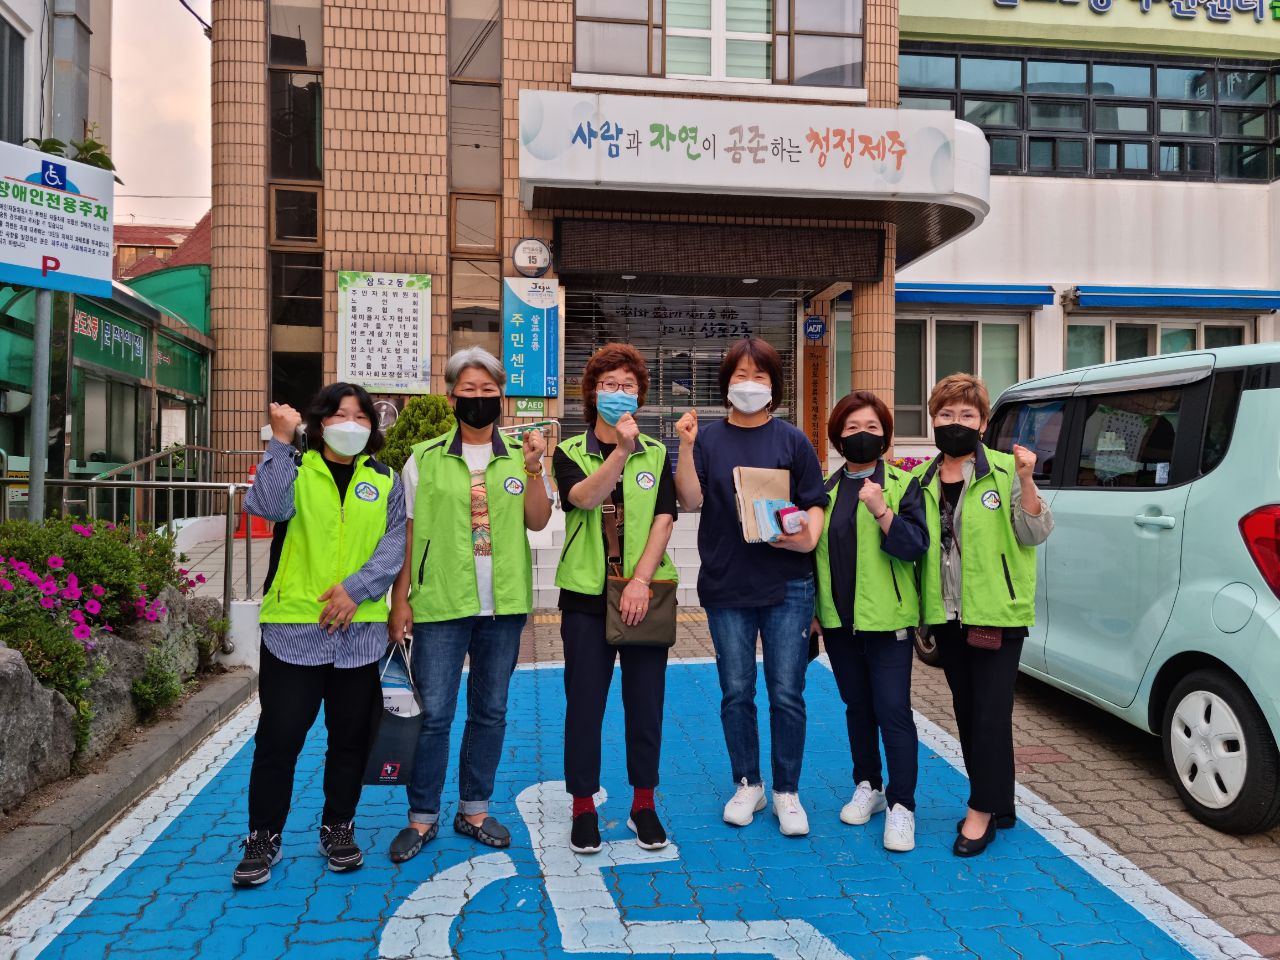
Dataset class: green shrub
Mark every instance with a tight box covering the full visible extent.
[1,610,97,751]
[380,394,456,472]
[131,641,184,719]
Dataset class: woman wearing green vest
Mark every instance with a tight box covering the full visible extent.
[385,347,551,863]
[811,391,929,853]
[914,373,1053,858]
[551,343,678,856]
[233,383,406,888]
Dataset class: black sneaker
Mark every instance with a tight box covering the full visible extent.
[569,811,601,854]
[231,830,281,887]
[318,820,364,872]
[626,808,669,851]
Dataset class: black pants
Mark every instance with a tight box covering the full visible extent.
[561,610,668,798]
[247,644,382,835]
[935,621,1023,817]
[824,626,919,811]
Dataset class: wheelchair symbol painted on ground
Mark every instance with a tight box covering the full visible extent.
[380,780,861,960]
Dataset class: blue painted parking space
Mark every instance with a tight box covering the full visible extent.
[16,661,1234,959]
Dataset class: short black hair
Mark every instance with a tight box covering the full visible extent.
[303,382,385,456]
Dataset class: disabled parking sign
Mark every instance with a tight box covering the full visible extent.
[2,662,1250,960]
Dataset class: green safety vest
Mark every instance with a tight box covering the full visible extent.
[554,431,678,594]
[814,461,920,632]
[259,450,395,624]
[409,426,533,622]
[913,445,1037,628]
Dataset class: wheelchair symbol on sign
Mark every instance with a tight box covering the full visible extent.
[379,780,867,959]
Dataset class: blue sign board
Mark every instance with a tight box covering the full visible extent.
[503,277,560,398]
[803,315,827,341]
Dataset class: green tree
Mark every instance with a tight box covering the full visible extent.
[380,395,456,471]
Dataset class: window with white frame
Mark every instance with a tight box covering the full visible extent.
[1065,317,1252,369]
[575,0,864,87]
[894,314,1030,439]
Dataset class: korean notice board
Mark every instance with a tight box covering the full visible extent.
[0,141,115,297]
[337,272,432,394]
[502,278,560,398]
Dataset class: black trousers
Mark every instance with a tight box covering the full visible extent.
[935,621,1023,817]
[561,610,668,798]
[247,644,382,835]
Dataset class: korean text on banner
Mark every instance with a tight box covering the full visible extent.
[503,278,560,398]
[0,142,115,297]
[338,272,432,394]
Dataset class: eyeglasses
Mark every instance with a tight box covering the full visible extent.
[934,410,981,426]
[599,380,639,394]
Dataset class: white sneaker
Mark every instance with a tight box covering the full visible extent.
[772,792,809,837]
[723,778,767,826]
[840,781,887,825]
[883,804,916,852]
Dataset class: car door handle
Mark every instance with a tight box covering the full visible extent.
[1133,514,1177,530]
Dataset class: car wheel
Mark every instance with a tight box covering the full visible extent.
[913,625,942,667]
[1161,669,1280,834]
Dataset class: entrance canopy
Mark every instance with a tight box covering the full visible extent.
[518,90,992,269]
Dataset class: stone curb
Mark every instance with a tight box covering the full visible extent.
[0,669,258,919]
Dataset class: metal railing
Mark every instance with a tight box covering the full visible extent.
[0,477,255,653]
[91,445,262,532]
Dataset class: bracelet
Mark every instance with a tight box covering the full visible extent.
[524,465,544,478]
[632,575,651,586]
[874,508,889,520]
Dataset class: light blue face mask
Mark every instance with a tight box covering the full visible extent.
[596,390,639,426]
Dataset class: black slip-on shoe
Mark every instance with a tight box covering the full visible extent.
[569,811,602,854]
[232,830,282,888]
[318,820,364,872]
[453,813,511,849]
[956,813,1017,832]
[626,808,669,851]
[953,817,997,858]
[389,822,438,863]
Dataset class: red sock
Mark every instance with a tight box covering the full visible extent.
[572,795,595,817]
[632,788,655,812]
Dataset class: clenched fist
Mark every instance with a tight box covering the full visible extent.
[269,402,302,445]
[523,428,546,473]
[615,413,640,454]
[858,480,887,518]
[676,409,698,447]
[1012,443,1036,479]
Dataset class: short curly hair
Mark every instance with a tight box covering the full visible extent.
[580,343,650,425]
[927,373,991,422]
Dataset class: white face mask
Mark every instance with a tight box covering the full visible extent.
[323,421,371,457]
[726,381,772,415]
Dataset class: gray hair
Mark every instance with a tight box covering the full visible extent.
[444,346,506,396]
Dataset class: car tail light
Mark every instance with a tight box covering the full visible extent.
[1240,506,1280,599]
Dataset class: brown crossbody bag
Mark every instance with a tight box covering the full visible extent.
[602,502,678,647]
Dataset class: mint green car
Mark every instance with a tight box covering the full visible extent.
[980,344,1280,834]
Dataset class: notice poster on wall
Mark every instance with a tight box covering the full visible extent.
[338,272,432,394]
[502,277,560,398]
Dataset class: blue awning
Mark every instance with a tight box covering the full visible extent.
[892,283,1057,306]
[1073,286,1280,310]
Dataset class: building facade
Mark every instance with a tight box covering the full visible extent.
[210,0,993,461]
[881,0,1280,455]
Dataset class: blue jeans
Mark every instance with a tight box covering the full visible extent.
[823,626,918,811]
[705,575,815,794]
[406,614,525,825]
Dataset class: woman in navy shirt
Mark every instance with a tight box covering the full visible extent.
[674,338,827,837]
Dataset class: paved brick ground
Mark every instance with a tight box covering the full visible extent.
[0,609,1273,960]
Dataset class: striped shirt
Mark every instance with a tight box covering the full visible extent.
[245,438,406,668]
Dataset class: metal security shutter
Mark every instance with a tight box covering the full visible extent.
[563,292,798,461]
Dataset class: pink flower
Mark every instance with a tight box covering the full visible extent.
[10,560,28,574]
[39,597,56,609]
[179,568,189,576]
[67,574,79,588]
[84,641,96,651]
[84,599,101,615]
[195,574,206,584]
[103,625,113,633]
[105,522,116,530]
[47,556,64,570]
[71,524,93,537]
[69,609,85,624]
[91,584,105,597]
[39,580,58,596]
[144,612,157,622]
[0,579,12,592]
[61,587,82,601]
[72,624,91,640]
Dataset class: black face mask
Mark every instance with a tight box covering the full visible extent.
[840,431,886,464]
[454,395,502,429]
[934,423,981,458]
